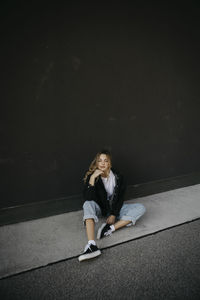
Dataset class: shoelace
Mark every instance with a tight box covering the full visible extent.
[104,229,113,236]
[83,244,91,252]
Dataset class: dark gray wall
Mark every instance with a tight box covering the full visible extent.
[1,1,200,208]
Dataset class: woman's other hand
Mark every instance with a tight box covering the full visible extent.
[106,215,116,225]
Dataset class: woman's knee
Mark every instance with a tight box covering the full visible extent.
[127,203,146,218]
[83,200,96,210]
[137,203,146,215]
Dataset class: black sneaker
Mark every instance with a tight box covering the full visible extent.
[97,223,113,239]
[78,243,101,262]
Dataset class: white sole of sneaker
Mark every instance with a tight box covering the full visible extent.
[78,250,101,262]
[97,223,107,240]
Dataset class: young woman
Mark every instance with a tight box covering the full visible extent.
[78,150,146,262]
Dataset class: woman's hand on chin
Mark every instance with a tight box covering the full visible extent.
[89,169,103,185]
[92,169,104,179]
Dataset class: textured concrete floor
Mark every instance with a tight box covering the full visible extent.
[0,184,200,279]
[0,219,200,300]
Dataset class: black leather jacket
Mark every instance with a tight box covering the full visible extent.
[83,169,126,217]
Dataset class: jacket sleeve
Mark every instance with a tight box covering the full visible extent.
[83,175,96,201]
[110,175,126,216]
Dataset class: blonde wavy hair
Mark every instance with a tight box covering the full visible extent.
[83,150,112,182]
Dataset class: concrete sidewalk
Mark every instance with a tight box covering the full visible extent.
[0,184,200,279]
[1,220,199,300]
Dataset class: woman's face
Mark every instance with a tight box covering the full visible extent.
[97,154,110,173]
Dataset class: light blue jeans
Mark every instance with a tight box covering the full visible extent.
[83,200,146,226]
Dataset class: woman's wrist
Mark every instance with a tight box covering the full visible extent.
[89,176,95,186]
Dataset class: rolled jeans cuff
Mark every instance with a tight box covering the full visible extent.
[120,215,136,226]
[83,214,99,225]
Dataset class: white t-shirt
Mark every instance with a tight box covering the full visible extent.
[101,170,116,198]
